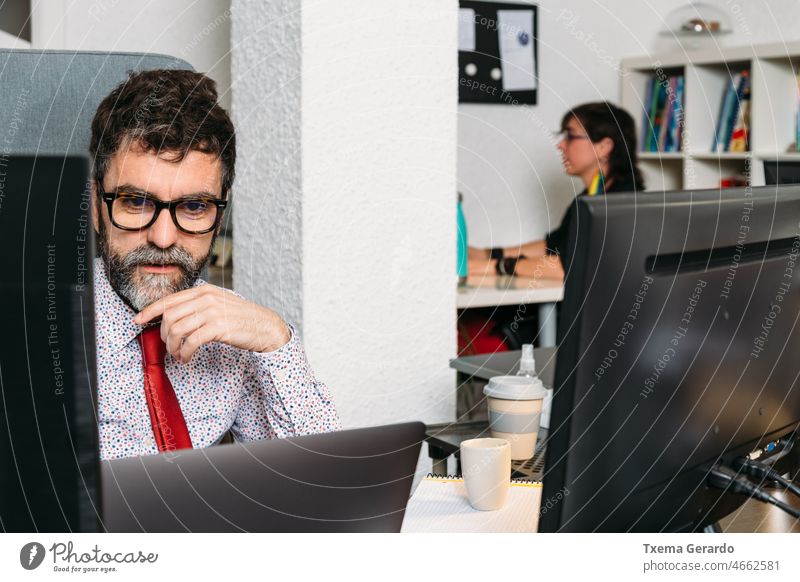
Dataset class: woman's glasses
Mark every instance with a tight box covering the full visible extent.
[554,130,591,143]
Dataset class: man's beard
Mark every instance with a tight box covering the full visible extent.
[97,219,213,312]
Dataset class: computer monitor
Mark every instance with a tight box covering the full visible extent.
[0,155,99,532]
[540,185,800,532]
[764,160,800,185]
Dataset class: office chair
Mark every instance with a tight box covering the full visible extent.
[0,49,193,157]
[0,49,222,281]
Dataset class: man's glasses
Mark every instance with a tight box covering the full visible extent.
[554,130,591,143]
[100,192,228,234]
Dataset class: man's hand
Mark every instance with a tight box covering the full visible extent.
[132,285,291,363]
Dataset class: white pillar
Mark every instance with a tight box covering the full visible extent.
[231,0,458,427]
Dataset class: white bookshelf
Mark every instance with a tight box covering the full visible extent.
[621,41,800,191]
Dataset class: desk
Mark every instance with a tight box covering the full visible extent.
[444,349,800,533]
[457,275,563,346]
[433,347,556,474]
[426,420,547,481]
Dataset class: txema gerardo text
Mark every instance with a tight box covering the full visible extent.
[643,543,734,554]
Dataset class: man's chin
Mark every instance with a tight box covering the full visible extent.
[128,269,186,309]
[134,270,178,288]
[127,286,176,312]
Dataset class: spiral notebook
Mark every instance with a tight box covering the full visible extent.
[401,475,542,533]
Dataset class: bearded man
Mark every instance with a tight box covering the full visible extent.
[90,69,339,461]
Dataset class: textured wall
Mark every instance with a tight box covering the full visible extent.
[233,0,458,428]
[459,0,800,248]
[231,0,304,329]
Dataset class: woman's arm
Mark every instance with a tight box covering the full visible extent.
[470,240,547,259]
[513,254,564,281]
[467,252,564,281]
[502,240,548,258]
[468,246,490,260]
[468,258,496,277]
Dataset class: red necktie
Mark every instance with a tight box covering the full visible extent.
[137,326,193,452]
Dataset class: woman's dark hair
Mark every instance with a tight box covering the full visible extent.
[90,69,235,197]
[561,101,644,191]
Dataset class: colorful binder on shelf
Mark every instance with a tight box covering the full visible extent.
[712,70,750,153]
[641,73,684,153]
[729,74,751,152]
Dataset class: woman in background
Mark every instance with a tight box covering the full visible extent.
[460,101,644,354]
[469,101,645,280]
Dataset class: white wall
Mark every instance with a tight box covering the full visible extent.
[232,0,458,429]
[30,0,231,108]
[302,2,458,428]
[0,29,30,49]
[460,0,800,248]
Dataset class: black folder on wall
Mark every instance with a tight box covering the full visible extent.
[459,1,538,105]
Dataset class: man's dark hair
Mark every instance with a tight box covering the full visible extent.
[561,101,645,191]
[90,69,235,197]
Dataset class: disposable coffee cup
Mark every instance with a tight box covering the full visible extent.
[540,388,554,430]
[460,438,511,511]
[483,375,547,460]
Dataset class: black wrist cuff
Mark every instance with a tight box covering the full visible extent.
[503,257,519,277]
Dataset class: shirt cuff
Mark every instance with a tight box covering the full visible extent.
[250,324,341,435]
[257,323,300,385]
[258,321,296,358]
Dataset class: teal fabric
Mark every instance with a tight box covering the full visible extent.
[0,50,193,156]
[457,198,468,278]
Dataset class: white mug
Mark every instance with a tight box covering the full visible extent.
[460,438,511,511]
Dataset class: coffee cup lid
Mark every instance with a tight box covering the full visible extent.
[484,375,546,400]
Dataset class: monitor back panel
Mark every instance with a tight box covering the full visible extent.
[764,161,800,185]
[0,156,98,532]
[542,186,800,532]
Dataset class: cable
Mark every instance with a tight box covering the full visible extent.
[707,464,800,520]
[733,457,800,500]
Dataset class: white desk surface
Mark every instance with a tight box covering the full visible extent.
[456,275,564,309]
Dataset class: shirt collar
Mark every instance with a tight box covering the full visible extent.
[94,258,144,354]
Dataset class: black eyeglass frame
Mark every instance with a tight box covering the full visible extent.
[553,130,592,143]
[99,192,228,235]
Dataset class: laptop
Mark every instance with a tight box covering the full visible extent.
[102,422,425,533]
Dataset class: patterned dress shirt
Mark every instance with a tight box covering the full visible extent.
[94,258,340,461]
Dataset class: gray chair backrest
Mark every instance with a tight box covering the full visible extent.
[0,49,194,157]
